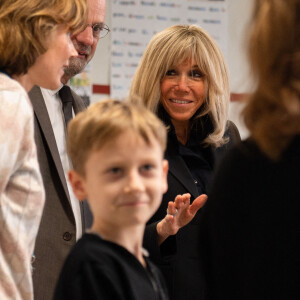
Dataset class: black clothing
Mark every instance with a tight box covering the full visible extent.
[54,233,169,300]
[144,107,241,300]
[172,124,214,195]
[201,137,300,300]
[159,106,215,195]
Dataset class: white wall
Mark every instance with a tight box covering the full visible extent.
[90,0,255,139]
[89,0,112,97]
[227,0,254,93]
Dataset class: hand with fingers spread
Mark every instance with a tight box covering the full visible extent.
[156,193,207,245]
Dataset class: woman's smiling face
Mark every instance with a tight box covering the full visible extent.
[160,59,206,130]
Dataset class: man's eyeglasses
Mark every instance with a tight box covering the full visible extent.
[84,23,110,39]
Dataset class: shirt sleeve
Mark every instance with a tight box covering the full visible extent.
[0,89,45,300]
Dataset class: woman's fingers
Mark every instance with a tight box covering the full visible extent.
[189,194,208,215]
[166,201,178,216]
[174,193,191,208]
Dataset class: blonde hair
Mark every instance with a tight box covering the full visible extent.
[0,0,87,75]
[244,0,300,159]
[67,98,167,175]
[129,24,229,147]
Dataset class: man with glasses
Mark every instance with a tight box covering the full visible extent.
[28,1,108,299]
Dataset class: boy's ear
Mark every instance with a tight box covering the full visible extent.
[162,159,169,194]
[68,170,87,201]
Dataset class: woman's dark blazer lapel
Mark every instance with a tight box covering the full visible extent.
[166,154,199,200]
[166,121,241,201]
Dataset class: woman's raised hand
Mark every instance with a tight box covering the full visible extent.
[157,193,207,244]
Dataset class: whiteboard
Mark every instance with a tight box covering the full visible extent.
[110,0,229,99]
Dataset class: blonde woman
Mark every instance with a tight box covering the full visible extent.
[129,24,240,300]
[201,0,300,298]
[0,0,87,299]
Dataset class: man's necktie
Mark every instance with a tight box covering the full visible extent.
[59,86,94,229]
[59,85,74,127]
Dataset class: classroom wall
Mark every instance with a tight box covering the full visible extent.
[89,0,255,139]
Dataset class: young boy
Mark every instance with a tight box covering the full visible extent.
[54,99,170,300]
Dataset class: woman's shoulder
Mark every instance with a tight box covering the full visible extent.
[0,74,32,115]
[220,138,261,162]
[225,120,241,144]
[214,120,242,160]
[215,137,290,182]
[0,74,26,94]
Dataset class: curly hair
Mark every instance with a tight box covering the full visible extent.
[0,0,87,76]
[129,24,230,147]
[244,0,300,159]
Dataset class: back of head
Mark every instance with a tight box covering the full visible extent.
[67,98,167,175]
[129,24,229,147]
[244,0,300,159]
[0,0,87,76]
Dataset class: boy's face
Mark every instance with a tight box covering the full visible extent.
[69,130,168,230]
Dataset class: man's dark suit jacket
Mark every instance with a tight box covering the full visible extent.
[29,86,92,300]
[143,121,241,300]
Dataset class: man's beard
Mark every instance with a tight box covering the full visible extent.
[63,56,88,77]
[64,42,92,77]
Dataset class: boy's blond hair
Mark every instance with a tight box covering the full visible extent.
[67,98,167,175]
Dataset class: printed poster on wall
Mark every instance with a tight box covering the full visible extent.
[69,63,92,106]
[111,0,228,99]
